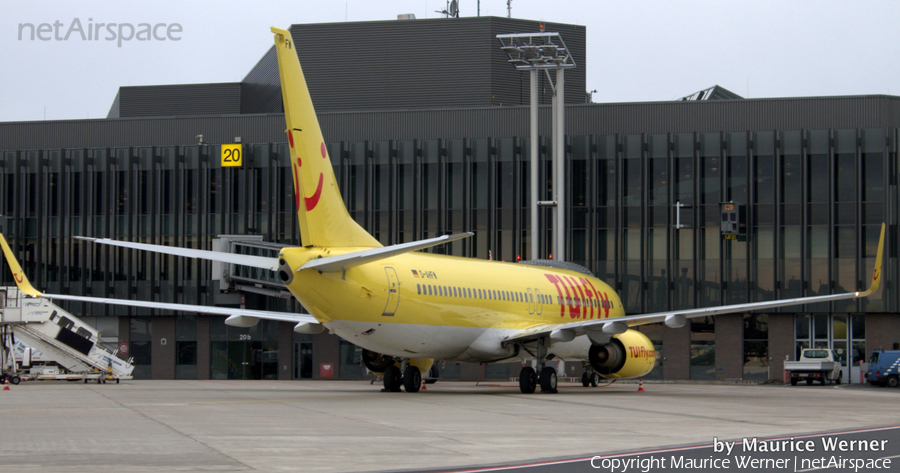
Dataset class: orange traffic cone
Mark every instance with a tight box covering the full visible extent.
[420,378,427,391]
[637,378,644,392]
[3,379,9,391]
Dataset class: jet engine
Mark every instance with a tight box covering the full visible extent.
[361,349,433,376]
[362,349,395,373]
[588,329,657,379]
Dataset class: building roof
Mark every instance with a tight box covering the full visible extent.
[678,85,744,101]
[107,16,587,118]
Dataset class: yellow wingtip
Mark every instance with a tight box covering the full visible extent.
[0,233,43,297]
[860,222,886,297]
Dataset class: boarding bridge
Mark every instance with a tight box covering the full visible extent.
[213,236,293,299]
[0,287,133,383]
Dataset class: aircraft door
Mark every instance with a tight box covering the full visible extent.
[383,267,400,316]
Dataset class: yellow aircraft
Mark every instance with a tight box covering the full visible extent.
[0,27,886,394]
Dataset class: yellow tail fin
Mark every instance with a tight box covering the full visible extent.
[271,27,381,248]
[0,233,43,296]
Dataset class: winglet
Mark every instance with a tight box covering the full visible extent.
[0,233,43,296]
[859,223,886,297]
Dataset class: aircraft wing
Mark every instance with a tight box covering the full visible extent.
[505,223,885,345]
[74,236,282,271]
[16,292,317,325]
[0,233,318,329]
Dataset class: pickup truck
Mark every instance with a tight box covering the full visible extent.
[785,349,842,386]
[865,350,900,387]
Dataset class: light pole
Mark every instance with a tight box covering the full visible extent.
[496,31,575,261]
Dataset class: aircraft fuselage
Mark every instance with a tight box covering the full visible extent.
[280,247,625,362]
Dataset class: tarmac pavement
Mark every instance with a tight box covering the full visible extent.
[0,379,896,472]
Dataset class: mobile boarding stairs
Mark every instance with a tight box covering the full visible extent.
[0,287,134,384]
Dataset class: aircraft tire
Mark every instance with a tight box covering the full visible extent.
[403,366,421,393]
[519,367,536,394]
[539,367,558,393]
[383,365,402,392]
[581,372,590,387]
[590,372,600,387]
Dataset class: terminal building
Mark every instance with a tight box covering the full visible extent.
[1,16,899,383]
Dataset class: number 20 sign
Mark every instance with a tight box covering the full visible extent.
[221,143,243,167]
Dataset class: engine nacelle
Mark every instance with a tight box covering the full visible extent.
[362,349,395,373]
[588,329,656,379]
[362,349,433,377]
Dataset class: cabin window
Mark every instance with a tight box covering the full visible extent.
[417,284,421,295]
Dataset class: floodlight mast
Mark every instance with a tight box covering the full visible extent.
[496,32,575,262]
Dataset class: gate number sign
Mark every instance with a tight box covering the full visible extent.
[222,144,243,167]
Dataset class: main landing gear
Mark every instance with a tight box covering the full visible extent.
[518,337,558,394]
[382,360,422,393]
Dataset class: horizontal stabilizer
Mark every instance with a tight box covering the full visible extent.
[76,236,281,271]
[299,233,473,272]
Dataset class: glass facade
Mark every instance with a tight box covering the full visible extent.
[0,127,897,381]
[2,129,896,314]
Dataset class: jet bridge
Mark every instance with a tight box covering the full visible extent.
[213,235,293,299]
[0,287,133,384]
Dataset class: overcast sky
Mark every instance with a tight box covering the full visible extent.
[2,1,899,123]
